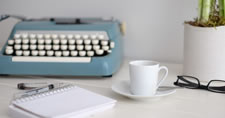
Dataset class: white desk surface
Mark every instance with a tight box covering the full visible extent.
[0,59,224,118]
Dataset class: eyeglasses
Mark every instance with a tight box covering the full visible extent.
[174,75,225,93]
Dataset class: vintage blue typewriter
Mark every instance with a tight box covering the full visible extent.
[0,17,123,77]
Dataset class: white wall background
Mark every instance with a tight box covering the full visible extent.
[0,0,197,63]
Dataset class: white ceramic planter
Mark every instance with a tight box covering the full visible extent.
[183,24,225,82]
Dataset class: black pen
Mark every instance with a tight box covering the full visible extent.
[21,84,54,97]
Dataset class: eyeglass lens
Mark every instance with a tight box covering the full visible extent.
[208,80,225,93]
[176,76,199,88]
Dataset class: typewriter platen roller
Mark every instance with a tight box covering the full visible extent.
[0,17,123,77]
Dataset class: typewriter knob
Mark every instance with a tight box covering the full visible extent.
[110,42,115,48]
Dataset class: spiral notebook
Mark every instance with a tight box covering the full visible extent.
[8,85,116,118]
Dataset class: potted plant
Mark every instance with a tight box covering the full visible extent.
[183,0,225,82]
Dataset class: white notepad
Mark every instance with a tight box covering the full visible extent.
[8,85,116,118]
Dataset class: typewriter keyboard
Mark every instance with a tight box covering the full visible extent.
[4,31,115,63]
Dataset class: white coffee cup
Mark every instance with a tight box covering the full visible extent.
[129,60,168,96]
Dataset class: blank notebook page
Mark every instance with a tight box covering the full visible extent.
[12,86,116,118]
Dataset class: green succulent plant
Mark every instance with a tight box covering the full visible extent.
[187,0,225,27]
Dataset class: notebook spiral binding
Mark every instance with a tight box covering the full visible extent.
[12,84,76,104]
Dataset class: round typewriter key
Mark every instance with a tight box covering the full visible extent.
[67,34,73,39]
[29,34,36,39]
[102,46,109,51]
[6,46,13,50]
[76,39,83,45]
[68,39,75,45]
[101,40,108,46]
[22,34,28,39]
[14,45,21,50]
[75,34,81,39]
[53,45,60,50]
[87,51,94,57]
[15,39,22,44]
[84,40,91,45]
[32,50,38,56]
[5,49,13,55]
[30,39,37,44]
[90,35,97,40]
[63,51,69,56]
[92,39,99,45]
[69,45,76,50]
[22,45,29,50]
[53,39,60,44]
[59,34,66,39]
[71,51,78,56]
[8,40,14,45]
[22,39,29,44]
[96,49,104,55]
[51,34,58,39]
[85,45,92,50]
[30,45,37,50]
[79,51,86,56]
[45,39,52,44]
[39,50,46,56]
[93,45,100,50]
[61,45,68,50]
[37,34,44,39]
[16,50,22,56]
[45,45,52,50]
[82,34,89,40]
[38,45,44,50]
[23,51,30,56]
[60,39,67,45]
[44,34,51,39]
[77,45,84,50]
[14,34,21,39]
[98,35,105,40]
[47,51,54,56]
[110,42,115,48]
[55,51,62,57]
[38,39,44,44]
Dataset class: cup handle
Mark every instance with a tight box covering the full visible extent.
[156,66,168,88]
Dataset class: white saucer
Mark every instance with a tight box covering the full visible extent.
[111,80,176,99]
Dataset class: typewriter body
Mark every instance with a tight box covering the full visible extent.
[0,18,123,77]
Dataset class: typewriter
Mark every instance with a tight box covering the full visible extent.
[0,17,123,77]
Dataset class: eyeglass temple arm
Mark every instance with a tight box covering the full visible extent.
[179,77,199,86]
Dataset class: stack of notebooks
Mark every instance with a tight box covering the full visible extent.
[8,85,116,118]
